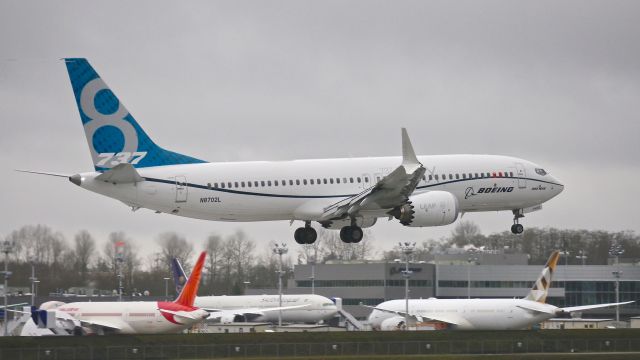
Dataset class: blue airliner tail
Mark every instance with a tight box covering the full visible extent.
[171,257,188,296]
[64,58,206,171]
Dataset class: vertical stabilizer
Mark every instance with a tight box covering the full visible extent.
[174,252,206,307]
[170,258,188,296]
[524,251,560,303]
[64,58,206,170]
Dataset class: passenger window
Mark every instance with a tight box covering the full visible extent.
[376,176,381,182]
[499,172,503,177]
[296,179,300,185]
[343,177,347,183]
[289,180,294,185]
[214,183,218,188]
[220,183,225,189]
[357,177,361,183]
[455,174,459,180]
[261,181,265,187]
[462,174,466,179]
[336,178,340,184]
[486,172,491,177]
[349,177,354,183]
[303,179,307,185]
[228,182,232,188]
[234,182,239,188]
[247,182,251,187]
[510,172,514,177]
[429,175,433,181]
[207,183,212,189]
[268,181,272,186]
[317,178,321,184]
[241,181,245,187]
[469,173,473,179]
[310,179,314,185]
[435,175,439,180]
[330,178,334,184]
[274,180,278,186]
[364,177,369,183]
[323,178,328,184]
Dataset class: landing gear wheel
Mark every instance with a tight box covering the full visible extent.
[512,223,524,234]
[340,226,363,243]
[294,226,317,244]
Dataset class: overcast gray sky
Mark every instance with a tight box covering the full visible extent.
[1,0,639,256]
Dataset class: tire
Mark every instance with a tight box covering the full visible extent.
[305,227,317,244]
[340,226,352,243]
[350,226,363,243]
[294,227,306,244]
[510,224,517,234]
[515,224,524,234]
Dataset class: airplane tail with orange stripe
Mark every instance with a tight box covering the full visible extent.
[174,251,207,307]
[524,250,560,304]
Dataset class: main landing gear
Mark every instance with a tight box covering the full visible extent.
[511,209,524,235]
[340,225,363,243]
[294,221,317,244]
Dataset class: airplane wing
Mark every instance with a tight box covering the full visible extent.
[203,304,310,319]
[95,163,143,184]
[319,128,425,222]
[362,305,462,326]
[78,319,122,330]
[560,301,634,314]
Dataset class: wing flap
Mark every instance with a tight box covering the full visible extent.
[561,301,634,313]
[363,305,461,326]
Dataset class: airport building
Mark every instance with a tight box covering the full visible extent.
[249,253,640,320]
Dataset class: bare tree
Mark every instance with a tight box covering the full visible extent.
[72,230,96,283]
[102,231,141,291]
[156,232,194,270]
[316,228,374,262]
[204,234,223,294]
[449,221,483,247]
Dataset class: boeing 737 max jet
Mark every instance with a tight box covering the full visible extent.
[20,59,564,244]
[367,251,634,330]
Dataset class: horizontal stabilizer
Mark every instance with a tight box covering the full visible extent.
[561,301,634,313]
[158,308,197,320]
[516,304,554,315]
[95,163,143,184]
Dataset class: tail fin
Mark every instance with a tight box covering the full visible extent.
[174,251,206,307]
[524,250,560,303]
[170,257,188,296]
[63,58,206,171]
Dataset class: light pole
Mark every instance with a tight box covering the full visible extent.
[243,281,251,294]
[399,242,416,330]
[609,243,624,323]
[1,240,15,336]
[163,277,170,301]
[29,255,37,307]
[467,249,479,299]
[115,241,125,302]
[575,250,587,266]
[273,243,288,327]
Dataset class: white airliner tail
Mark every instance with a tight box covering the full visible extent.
[523,250,560,303]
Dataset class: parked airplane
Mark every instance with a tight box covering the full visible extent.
[21,58,564,244]
[171,258,338,324]
[21,252,210,335]
[367,251,634,330]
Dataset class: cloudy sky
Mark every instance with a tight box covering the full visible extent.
[1,1,639,256]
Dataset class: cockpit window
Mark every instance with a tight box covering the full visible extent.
[535,168,547,176]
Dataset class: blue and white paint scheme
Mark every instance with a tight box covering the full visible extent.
[21,58,564,244]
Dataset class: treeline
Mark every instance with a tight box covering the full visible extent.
[383,221,640,265]
[2,223,639,297]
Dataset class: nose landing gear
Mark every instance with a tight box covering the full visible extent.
[511,209,524,234]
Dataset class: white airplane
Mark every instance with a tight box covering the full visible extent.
[21,252,210,335]
[171,258,338,324]
[367,251,634,331]
[21,58,564,244]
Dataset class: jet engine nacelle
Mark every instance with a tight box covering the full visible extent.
[380,316,408,331]
[392,191,458,227]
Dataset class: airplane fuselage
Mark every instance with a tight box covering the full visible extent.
[369,298,558,331]
[194,294,338,323]
[74,154,563,223]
